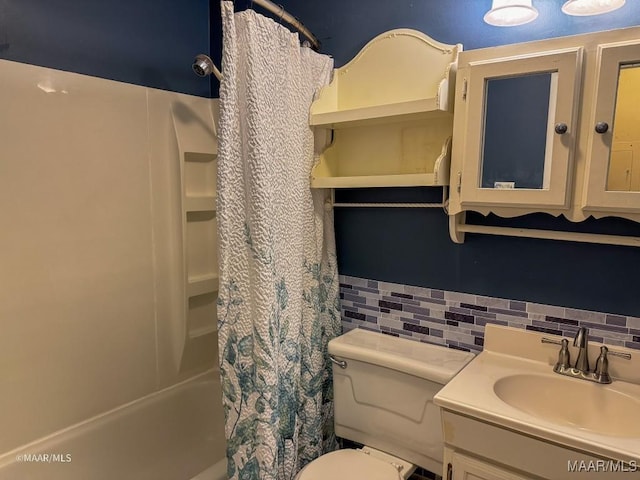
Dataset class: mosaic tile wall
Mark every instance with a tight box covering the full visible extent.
[339,275,640,353]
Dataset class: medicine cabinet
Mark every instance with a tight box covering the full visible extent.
[583,39,640,215]
[310,29,461,188]
[448,26,640,245]
[456,48,582,209]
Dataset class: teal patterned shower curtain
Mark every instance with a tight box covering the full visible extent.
[216,2,341,479]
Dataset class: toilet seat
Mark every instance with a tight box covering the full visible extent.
[296,449,406,480]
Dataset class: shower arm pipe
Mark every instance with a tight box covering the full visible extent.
[211,63,223,82]
[251,0,320,50]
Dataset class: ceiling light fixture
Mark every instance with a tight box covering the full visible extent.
[562,0,625,16]
[484,0,539,27]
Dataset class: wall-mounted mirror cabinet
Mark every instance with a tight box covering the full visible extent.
[458,49,581,209]
[583,40,640,214]
[449,27,640,229]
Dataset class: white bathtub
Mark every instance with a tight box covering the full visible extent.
[0,370,227,480]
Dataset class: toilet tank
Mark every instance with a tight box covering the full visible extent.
[328,329,474,475]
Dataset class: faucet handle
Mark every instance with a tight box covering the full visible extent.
[556,338,571,369]
[541,337,571,371]
[594,346,611,383]
[541,336,565,346]
[594,346,632,384]
[607,349,632,360]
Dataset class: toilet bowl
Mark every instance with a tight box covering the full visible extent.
[296,329,474,479]
[296,446,415,480]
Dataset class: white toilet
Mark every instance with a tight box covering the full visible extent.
[296,328,475,480]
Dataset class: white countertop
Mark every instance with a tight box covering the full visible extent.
[434,324,640,462]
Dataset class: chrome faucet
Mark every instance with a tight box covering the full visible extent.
[541,327,631,384]
[573,327,590,373]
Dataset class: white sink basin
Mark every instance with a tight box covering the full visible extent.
[435,325,640,463]
[493,373,640,437]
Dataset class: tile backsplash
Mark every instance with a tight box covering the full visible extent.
[339,275,640,353]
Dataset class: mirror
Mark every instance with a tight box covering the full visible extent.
[607,63,640,191]
[480,72,557,190]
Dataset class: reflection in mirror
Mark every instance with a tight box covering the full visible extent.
[607,63,640,192]
[481,72,557,190]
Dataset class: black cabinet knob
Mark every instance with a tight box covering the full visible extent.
[595,122,609,134]
[554,123,568,134]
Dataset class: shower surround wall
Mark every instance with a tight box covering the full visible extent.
[0,0,211,97]
[0,58,219,456]
[339,275,640,353]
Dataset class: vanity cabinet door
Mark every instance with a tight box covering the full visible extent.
[457,48,582,210]
[449,452,530,480]
[583,40,640,215]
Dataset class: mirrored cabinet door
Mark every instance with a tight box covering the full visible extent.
[459,49,582,209]
[583,40,640,214]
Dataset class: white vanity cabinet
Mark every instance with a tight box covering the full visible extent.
[435,325,640,480]
[441,410,627,480]
[445,450,529,480]
[449,26,640,239]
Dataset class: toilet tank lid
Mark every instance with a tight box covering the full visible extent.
[328,329,475,384]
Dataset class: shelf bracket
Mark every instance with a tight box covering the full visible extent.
[449,211,640,247]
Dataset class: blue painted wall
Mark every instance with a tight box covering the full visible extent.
[0,0,212,97]
[275,0,640,316]
[3,0,640,315]
[283,0,640,67]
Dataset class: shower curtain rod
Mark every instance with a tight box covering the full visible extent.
[204,1,320,82]
[250,0,320,50]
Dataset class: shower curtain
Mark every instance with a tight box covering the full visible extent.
[216,2,341,479]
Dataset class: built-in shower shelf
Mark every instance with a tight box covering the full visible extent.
[185,195,216,212]
[187,274,220,298]
[172,103,220,366]
[309,29,461,189]
[189,324,218,340]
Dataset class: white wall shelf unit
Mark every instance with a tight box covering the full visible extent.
[310,29,461,189]
[310,98,450,129]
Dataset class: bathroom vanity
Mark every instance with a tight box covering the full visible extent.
[434,325,640,480]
